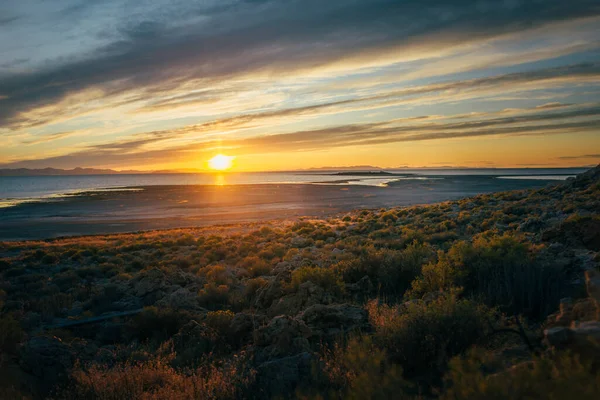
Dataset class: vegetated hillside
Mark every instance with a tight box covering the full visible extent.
[1,166,599,399]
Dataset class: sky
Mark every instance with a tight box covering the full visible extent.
[1,0,600,171]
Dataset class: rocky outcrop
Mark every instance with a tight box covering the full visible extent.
[544,269,600,349]
[20,336,76,394]
[268,281,333,317]
[172,320,218,354]
[171,320,219,365]
[542,216,600,251]
[254,316,311,362]
[255,352,313,398]
[345,275,374,300]
[254,278,285,309]
[298,303,370,340]
[156,287,206,312]
[131,268,170,301]
[228,312,266,346]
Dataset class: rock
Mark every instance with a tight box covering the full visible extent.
[132,268,169,298]
[268,281,333,317]
[112,294,143,311]
[554,298,574,326]
[585,270,600,315]
[254,316,311,362]
[95,347,117,365]
[20,336,75,394]
[572,298,598,322]
[542,216,600,251]
[254,278,284,309]
[229,312,266,345]
[156,287,206,312]
[345,275,373,296]
[273,261,293,274]
[422,291,443,303]
[544,321,600,349]
[172,320,218,356]
[256,352,313,398]
[291,236,311,248]
[572,321,600,344]
[298,303,370,340]
[331,248,343,255]
[544,327,573,347]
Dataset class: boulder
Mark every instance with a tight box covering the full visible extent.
[20,336,75,394]
[132,268,169,298]
[172,320,218,356]
[256,352,313,398]
[254,316,311,362]
[544,327,573,347]
[254,278,285,309]
[345,275,374,298]
[298,303,370,340]
[268,281,333,317]
[291,236,311,248]
[156,287,206,312]
[554,298,574,326]
[229,312,266,346]
[585,270,600,312]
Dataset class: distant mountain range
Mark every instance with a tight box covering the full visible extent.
[0,167,156,176]
[0,165,593,176]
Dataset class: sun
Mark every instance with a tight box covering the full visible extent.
[208,154,234,171]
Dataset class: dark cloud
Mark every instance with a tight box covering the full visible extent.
[1,0,599,129]
[558,154,600,160]
[0,16,20,26]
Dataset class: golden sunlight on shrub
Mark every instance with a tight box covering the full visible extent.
[63,355,254,400]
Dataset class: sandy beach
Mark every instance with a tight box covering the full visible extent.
[0,176,557,240]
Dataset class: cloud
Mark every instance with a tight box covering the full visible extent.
[1,0,599,130]
[558,154,600,160]
[4,102,599,169]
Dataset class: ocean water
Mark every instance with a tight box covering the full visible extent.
[0,168,587,209]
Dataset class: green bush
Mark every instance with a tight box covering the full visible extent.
[408,235,567,318]
[367,292,491,378]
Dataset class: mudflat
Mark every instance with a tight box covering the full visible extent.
[0,176,557,240]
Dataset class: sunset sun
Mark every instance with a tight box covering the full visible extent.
[208,154,234,171]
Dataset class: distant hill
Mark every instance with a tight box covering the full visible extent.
[302,165,383,171]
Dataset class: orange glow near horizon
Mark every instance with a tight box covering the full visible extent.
[208,154,234,171]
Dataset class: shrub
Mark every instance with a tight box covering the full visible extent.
[309,337,414,399]
[0,314,24,354]
[290,266,344,296]
[198,283,231,308]
[442,347,600,400]
[200,265,235,286]
[205,310,235,336]
[366,292,491,378]
[408,235,567,318]
[128,307,192,344]
[240,256,271,277]
[244,278,269,301]
[378,241,434,298]
[64,356,255,400]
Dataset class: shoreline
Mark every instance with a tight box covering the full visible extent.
[0,176,561,241]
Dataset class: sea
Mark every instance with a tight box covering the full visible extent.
[0,168,588,209]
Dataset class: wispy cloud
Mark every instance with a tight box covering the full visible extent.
[1,0,600,168]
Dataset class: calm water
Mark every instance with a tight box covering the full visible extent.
[0,168,587,208]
